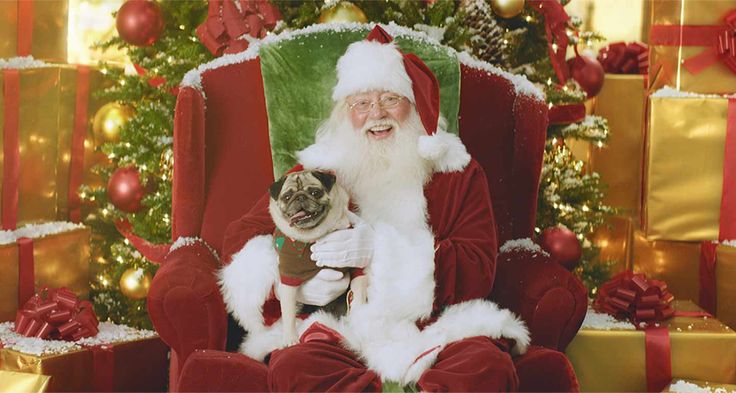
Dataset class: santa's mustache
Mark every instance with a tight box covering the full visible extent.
[360,119,400,135]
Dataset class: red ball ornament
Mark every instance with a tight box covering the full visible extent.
[116,0,164,47]
[566,55,605,98]
[538,226,583,270]
[107,167,146,213]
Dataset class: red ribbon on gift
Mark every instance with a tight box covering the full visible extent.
[14,287,99,341]
[528,0,571,84]
[593,271,675,324]
[17,0,34,57]
[650,9,736,76]
[598,41,649,74]
[196,0,282,56]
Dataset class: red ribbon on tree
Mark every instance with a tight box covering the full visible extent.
[196,0,282,56]
[528,0,571,84]
[14,287,99,341]
[593,271,675,324]
[650,9,736,76]
[598,41,649,74]
[548,103,585,125]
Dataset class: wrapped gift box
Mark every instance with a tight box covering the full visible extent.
[567,301,736,392]
[0,62,107,227]
[0,370,50,393]
[0,1,68,62]
[0,222,90,322]
[702,243,736,330]
[591,215,635,274]
[590,74,647,217]
[642,89,731,241]
[631,230,702,304]
[665,379,736,393]
[0,322,169,392]
[649,0,736,94]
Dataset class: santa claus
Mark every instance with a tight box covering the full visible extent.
[219,26,530,392]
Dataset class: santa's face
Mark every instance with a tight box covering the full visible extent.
[346,90,412,141]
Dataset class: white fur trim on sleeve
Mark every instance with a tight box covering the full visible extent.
[218,235,278,333]
[418,130,471,173]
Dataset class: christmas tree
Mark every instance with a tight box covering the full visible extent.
[89,0,614,327]
[82,0,212,328]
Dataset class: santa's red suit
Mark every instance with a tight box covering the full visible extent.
[217,25,530,392]
[220,158,530,391]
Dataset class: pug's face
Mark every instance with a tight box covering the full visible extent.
[269,171,336,230]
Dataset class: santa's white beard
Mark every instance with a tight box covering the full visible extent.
[313,107,432,229]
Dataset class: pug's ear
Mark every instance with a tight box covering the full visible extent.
[312,171,336,192]
[269,176,286,200]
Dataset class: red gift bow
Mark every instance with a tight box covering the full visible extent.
[593,271,675,324]
[650,9,736,76]
[597,41,649,74]
[14,287,99,341]
[196,0,282,56]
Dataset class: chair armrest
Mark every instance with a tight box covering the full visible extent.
[491,245,587,351]
[147,239,227,372]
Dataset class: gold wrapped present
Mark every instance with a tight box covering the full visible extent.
[649,0,736,94]
[702,244,736,330]
[0,323,169,392]
[0,370,50,393]
[631,230,702,304]
[567,301,736,392]
[0,223,90,322]
[664,379,736,393]
[643,92,731,241]
[591,75,647,217]
[0,1,68,61]
[591,216,635,275]
[0,65,107,228]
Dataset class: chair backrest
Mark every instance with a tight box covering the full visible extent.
[173,24,547,253]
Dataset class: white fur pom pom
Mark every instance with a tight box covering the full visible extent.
[418,131,471,173]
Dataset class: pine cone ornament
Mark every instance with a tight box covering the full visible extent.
[462,0,508,67]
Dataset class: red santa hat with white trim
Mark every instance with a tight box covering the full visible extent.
[331,25,471,172]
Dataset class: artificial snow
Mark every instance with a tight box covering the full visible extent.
[499,238,549,256]
[170,236,220,260]
[0,56,47,69]
[651,86,734,99]
[0,321,157,356]
[580,306,636,330]
[723,240,736,247]
[180,22,543,101]
[669,380,736,393]
[0,222,85,246]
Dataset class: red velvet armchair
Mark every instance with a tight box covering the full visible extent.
[148,27,588,392]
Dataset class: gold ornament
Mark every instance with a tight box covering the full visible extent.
[318,2,368,24]
[490,0,525,19]
[119,267,152,300]
[92,102,133,144]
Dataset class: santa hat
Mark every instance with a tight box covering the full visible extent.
[331,25,470,172]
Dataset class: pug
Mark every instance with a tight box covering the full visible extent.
[269,170,368,346]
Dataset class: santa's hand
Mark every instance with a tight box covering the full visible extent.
[296,269,349,306]
[311,212,374,269]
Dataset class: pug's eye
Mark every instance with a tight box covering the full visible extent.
[282,192,293,201]
[309,189,324,198]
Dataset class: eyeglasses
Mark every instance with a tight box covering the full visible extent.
[348,95,405,114]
